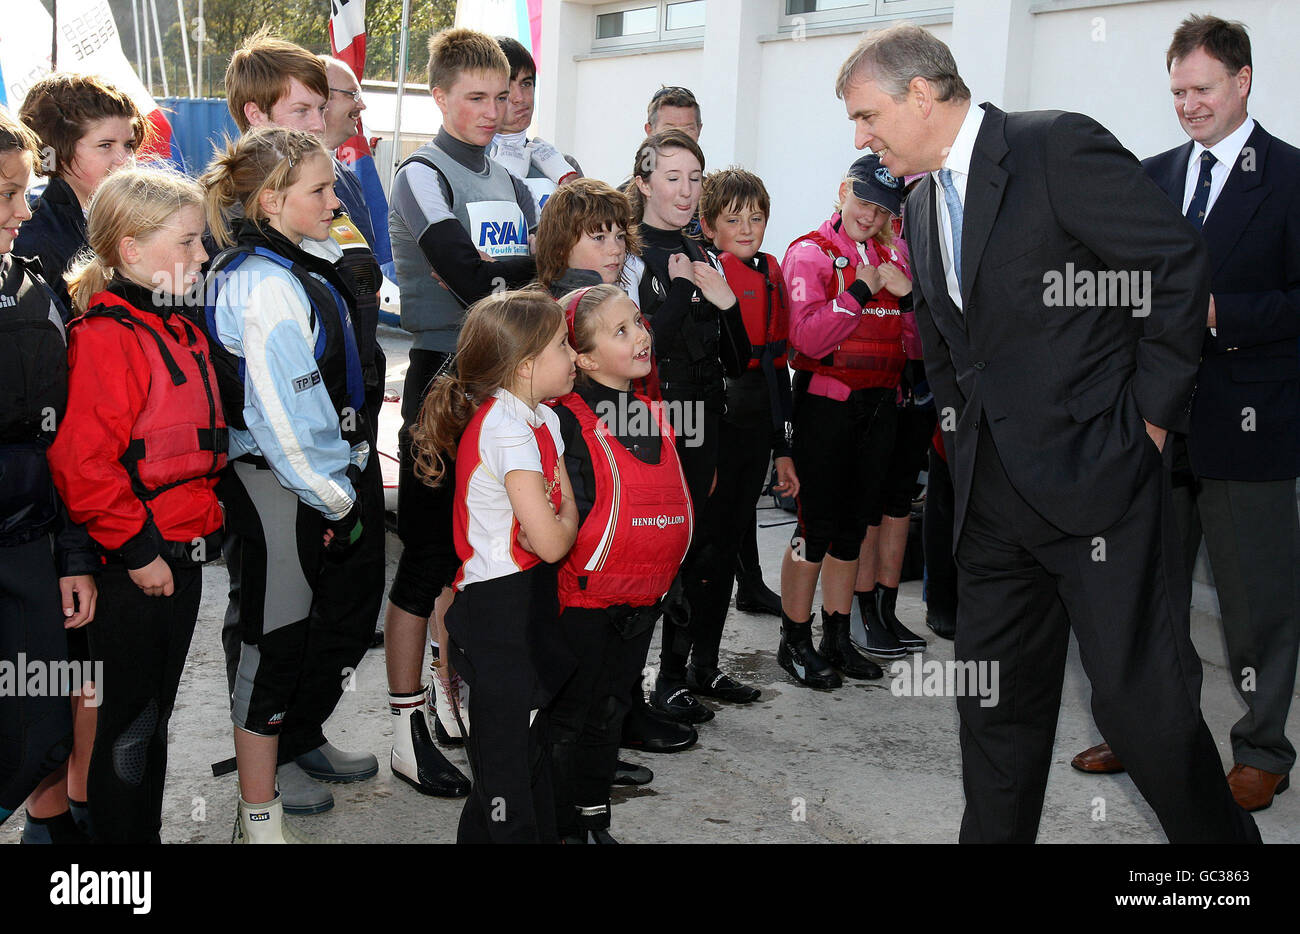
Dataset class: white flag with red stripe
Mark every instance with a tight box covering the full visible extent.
[329,0,367,77]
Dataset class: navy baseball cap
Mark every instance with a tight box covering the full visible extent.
[847,153,903,217]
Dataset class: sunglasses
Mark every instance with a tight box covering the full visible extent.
[651,85,697,103]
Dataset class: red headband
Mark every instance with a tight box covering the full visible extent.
[564,286,593,349]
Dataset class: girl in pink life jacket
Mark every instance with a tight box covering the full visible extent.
[46,168,225,843]
[548,285,693,843]
[411,289,579,843]
[776,153,912,690]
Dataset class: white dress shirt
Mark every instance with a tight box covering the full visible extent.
[931,102,987,311]
[1181,115,1255,222]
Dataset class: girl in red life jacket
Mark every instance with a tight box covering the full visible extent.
[46,168,226,843]
[776,153,912,691]
[548,285,693,843]
[411,289,579,843]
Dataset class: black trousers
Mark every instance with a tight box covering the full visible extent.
[221,389,387,761]
[1169,440,1300,775]
[659,384,723,680]
[389,348,459,617]
[551,606,657,835]
[445,565,574,844]
[87,563,201,843]
[922,444,958,623]
[278,415,387,761]
[0,536,72,817]
[954,421,1259,843]
[686,373,774,672]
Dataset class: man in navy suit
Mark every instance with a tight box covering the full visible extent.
[1072,15,1299,813]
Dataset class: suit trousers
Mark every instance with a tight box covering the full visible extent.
[954,420,1259,843]
[1171,462,1300,775]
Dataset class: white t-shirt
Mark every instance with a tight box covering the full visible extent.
[453,387,565,589]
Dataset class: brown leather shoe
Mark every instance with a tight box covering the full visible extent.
[1070,742,1126,774]
[1227,764,1291,812]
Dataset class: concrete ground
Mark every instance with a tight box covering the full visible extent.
[5,326,1295,845]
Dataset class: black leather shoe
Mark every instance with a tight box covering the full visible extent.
[925,609,956,640]
[778,615,842,689]
[686,665,761,703]
[818,609,883,679]
[620,697,698,753]
[735,575,782,616]
[850,590,907,659]
[877,585,926,651]
[650,678,715,723]
[613,759,654,785]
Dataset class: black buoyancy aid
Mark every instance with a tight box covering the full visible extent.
[80,291,229,501]
[0,254,67,544]
[328,212,383,378]
[0,254,67,444]
[201,240,366,445]
[638,234,748,390]
[554,391,693,609]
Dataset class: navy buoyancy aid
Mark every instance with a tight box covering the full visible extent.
[201,245,366,444]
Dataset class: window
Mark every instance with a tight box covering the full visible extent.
[783,0,950,28]
[596,6,658,40]
[593,1,707,50]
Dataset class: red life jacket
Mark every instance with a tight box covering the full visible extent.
[81,291,228,501]
[451,395,564,588]
[554,391,693,609]
[718,251,788,372]
[789,230,907,391]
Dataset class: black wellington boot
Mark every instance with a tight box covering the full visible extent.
[817,608,883,679]
[877,585,926,651]
[777,614,841,689]
[850,587,907,659]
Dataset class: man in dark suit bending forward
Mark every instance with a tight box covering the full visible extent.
[835,23,1260,843]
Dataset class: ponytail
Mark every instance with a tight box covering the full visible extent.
[199,127,325,248]
[64,251,113,314]
[410,370,475,487]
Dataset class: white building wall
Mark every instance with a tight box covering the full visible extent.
[1024,0,1300,162]
[571,47,706,185]
[541,0,1300,257]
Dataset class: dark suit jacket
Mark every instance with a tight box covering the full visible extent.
[1143,123,1300,481]
[905,103,1209,540]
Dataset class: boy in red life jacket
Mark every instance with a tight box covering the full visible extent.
[776,153,911,690]
[682,168,798,703]
[549,285,693,843]
[47,168,226,842]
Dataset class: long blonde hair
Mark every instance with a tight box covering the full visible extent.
[64,167,204,313]
[835,176,896,249]
[199,126,327,248]
[412,289,564,487]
